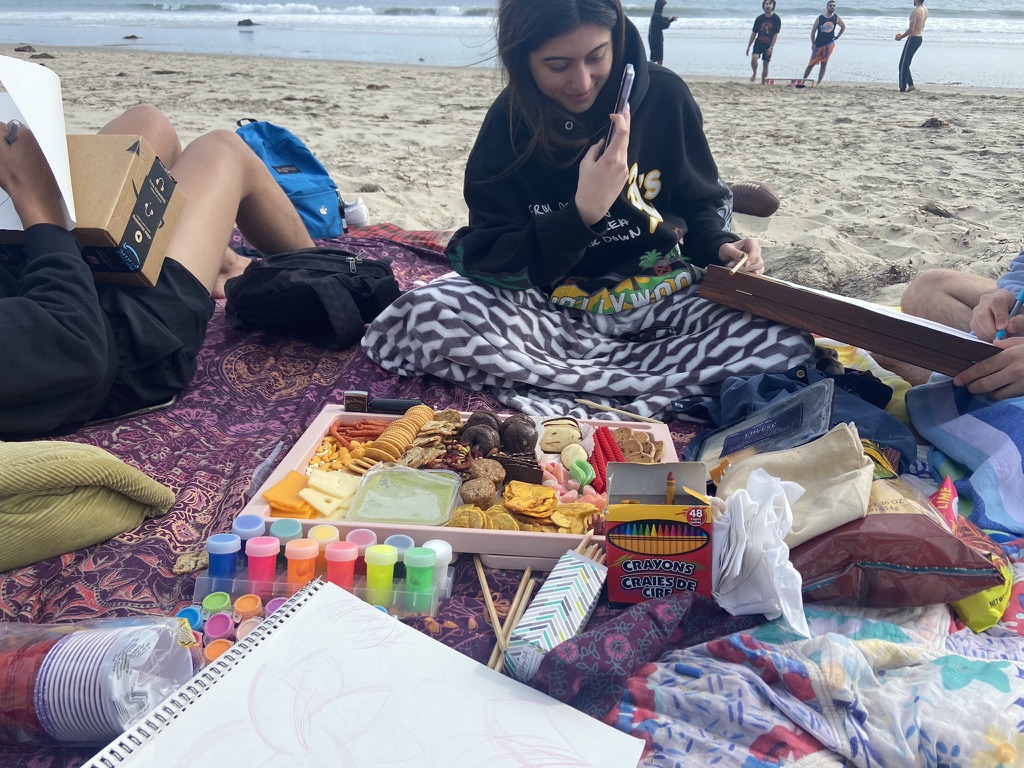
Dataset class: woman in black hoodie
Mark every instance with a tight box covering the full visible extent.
[362,0,813,419]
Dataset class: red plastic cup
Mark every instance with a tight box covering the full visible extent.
[325,541,358,591]
[0,633,62,743]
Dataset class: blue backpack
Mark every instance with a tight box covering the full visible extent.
[235,118,345,239]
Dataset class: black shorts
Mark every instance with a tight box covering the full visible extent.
[91,258,215,419]
[752,41,772,60]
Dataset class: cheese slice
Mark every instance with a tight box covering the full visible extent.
[298,486,346,517]
[307,468,361,501]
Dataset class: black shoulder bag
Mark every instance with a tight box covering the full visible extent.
[223,247,402,350]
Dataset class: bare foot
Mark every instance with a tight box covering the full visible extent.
[212,247,252,299]
[750,73,756,83]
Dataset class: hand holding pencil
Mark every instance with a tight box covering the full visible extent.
[994,286,1024,340]
[718,237,763,275]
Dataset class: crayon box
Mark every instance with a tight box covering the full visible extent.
[604,462,713,605]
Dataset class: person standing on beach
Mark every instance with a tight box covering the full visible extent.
[360,0,815,419]
[648,0,677,66]
[803,0,845,84]
[0,105,314,438]
[746,0,781,85]
[895,0,928,92]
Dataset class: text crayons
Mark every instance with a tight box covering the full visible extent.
[245,536,280,598]
[364,544,398,607]
[403,547,437,612]
[285,539,318,589]
[325,541,358,591]
[346,528,377,576]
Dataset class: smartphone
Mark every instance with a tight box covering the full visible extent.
[603,63,635,150]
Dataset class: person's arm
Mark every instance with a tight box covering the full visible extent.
[445,105,627,289]
[0,122,113,434]
[769,20,781,52]
[747,28,757,53]
[953,338,1024,400]
[810,17,819,45]
[835,15,846,39]
[896,11,912,39]
[666,82,741,265]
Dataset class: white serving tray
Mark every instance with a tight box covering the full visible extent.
[238,405,679,571]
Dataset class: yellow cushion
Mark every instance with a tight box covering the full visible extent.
[0,441,175,572]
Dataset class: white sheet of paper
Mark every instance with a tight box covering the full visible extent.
[85,581,645,767]
[0,55,76,230]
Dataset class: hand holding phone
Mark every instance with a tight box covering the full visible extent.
[603,63,635,152]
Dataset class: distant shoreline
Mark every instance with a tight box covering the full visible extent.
[2,16,1023,89]
[7,43,1023,311]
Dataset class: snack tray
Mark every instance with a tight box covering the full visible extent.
[238,405,679,571]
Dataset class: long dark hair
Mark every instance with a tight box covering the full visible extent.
[496,0,626,167]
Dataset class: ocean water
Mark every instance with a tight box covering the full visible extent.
[0,0,1022,88]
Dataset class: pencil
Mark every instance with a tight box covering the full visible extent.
[487,566,533,669]
[493,578,536,675]
[474,555,508,652]
[574,398,662,424]
[729,254,748,275]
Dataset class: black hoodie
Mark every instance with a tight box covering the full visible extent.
[0,225,116,438]
[446,20,738,314]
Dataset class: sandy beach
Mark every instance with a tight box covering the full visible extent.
[8,45,1024,306]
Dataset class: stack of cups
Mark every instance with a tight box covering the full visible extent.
[29,624,194,744]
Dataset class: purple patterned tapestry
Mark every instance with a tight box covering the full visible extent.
[0,229,702,766]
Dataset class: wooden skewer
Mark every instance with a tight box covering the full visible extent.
[573,529,595,554]
[574,398,662,425]
[729,254,748,275]
[474,555,508,652]
[493,578,536,675]
[486,566,533,669]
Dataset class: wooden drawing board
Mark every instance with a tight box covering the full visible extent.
[699,265,998,376]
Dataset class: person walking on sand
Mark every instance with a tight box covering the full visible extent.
[746,0,781,85]
[803,0,845,84]
[895,0,928,92]
[648,0,677,66]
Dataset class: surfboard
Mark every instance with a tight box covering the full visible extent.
[765,78,816,88]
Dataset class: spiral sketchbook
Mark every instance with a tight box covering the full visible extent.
[84,580,644,767]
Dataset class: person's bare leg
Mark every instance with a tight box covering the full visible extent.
[875,268,997,385]
[901,268,994,331]
[817,62,828,83]
[762,60,770,84]
[750,55,758,82]
[804,63,814,80]
[160,130,313,297]
[98,104,183,170]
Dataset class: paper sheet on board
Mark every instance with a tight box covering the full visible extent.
[0,55,76,230]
